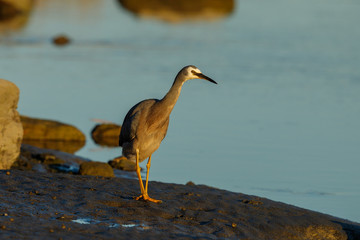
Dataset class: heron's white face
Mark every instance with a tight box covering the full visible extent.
[181,65,217,84]
[182,66,202,80]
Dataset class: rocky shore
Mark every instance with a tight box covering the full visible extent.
[1,168,360,239]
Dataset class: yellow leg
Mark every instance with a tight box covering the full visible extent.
[135,149,145,194]
[134,153,162,203]
[145,155,152,193]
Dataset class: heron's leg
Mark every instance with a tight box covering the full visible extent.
[135,149,145,194]
[145,155,152,193]
[134,153,162,203]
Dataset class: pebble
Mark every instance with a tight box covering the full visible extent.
[52,35,71,46]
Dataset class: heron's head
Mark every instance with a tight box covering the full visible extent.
[179,65,217,84]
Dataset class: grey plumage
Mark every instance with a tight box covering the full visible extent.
[119,65,217,202]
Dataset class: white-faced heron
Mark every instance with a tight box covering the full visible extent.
[119,65,217,203]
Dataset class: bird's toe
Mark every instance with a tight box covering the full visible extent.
[134,194,162,203]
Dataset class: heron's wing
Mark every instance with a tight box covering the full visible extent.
[160,118,170,141]
[119,103,141,146]
[119,100,156,146]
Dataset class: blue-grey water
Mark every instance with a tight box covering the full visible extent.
[1,0,360,222]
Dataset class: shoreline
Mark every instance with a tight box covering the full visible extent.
[1,166,360,239]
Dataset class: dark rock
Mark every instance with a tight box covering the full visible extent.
[186,181,195,186]
[21,115,85,153]
[12,144,89,174]
[91,123,121,147]
[108,156,136,171]
[31,163,47,173]
[79,162,114,178]
[117,0,235,23]
[0,169,359,239]
[52,34,71,46]
[48,164,78,174]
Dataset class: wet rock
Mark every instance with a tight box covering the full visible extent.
[31,163,47,173]
[91,123,121,147]
[79,162,114,178]
[21,115,85,153]
[108,156,136,171]
[52,34,71,46]
[0,79,23,169]
[12,144,89,174]
[117,0,234,23]
[21,139,85,154]
[0,169,359,239]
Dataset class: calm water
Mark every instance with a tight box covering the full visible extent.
[1,0,360,222]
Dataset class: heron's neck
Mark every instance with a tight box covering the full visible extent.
[159,78,184,113]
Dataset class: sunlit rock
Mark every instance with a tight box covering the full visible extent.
[108,156,136,171]
[0,79,23,169]
[117,0,235,23]
[79,161,115,178]
[21,116,86,153]
[21,139,85,154]
[91,123,121,147]
[0,0,33,33]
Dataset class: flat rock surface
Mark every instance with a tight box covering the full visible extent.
[0,170,359,239]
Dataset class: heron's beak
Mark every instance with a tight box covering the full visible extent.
[195,73,217,84]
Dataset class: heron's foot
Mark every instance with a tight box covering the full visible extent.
[135,194,162,203]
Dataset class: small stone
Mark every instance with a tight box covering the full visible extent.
[232,223,237,228]
[79,162,115,178]
[186,181,195,186]
[91,123,121,147]
[108,156,136,171]
[6,171,10,175]
[52,34,71,46]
